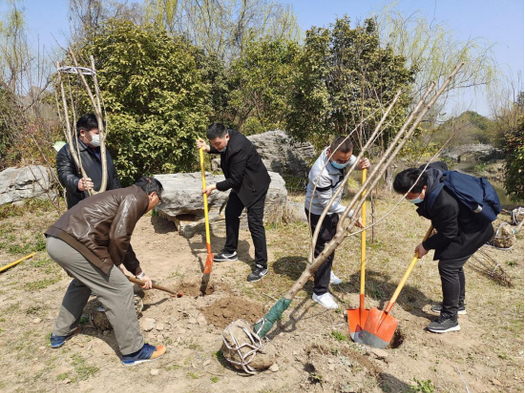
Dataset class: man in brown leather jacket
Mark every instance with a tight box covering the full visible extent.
[45,177,166,366]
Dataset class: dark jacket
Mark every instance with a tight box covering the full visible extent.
[45,185,149,275]
[57,140,121,209]
[210,129,271,207]
[416,168,494,260]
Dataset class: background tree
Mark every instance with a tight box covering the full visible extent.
[287,17,414,151]
[73,19,211,185]
[228,38,299,134]
[501,91,524,201]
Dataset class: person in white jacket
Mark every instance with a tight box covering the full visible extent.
[305,136,370,309]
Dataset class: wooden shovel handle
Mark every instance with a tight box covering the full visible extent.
[127,276,177,296]
[384,225,434,313]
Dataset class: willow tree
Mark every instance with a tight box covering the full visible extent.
[144,0,301,62]
[376,5,498,122]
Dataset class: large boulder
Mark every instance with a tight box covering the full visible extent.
[154,172,287,238]
[0,165,53,205]
[211,130,316,178]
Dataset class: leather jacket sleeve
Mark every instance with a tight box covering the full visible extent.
[56,146,82,195]
[108,193,145,273]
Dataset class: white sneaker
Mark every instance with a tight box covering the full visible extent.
[312,292,339,309]
[330,271,342,285]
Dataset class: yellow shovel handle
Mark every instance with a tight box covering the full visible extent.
[199,148,211,247]
[0,252,36,273]
[359,168,367,296]
[386,225,434,310]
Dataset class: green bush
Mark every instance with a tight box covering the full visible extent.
[78,20,212,185]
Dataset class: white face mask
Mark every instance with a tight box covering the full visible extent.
[89,133,101,147]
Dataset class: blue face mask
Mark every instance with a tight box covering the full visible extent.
[407,195,424,204]
[330,155,356,170]
[330,161,348,170]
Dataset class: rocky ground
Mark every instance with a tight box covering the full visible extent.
[0,188,522,393]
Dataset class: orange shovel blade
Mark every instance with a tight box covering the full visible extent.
[203,253,214,275]
[347,307,370,340]
[356,306,398,349]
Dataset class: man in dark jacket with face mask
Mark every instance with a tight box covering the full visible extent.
[393,163,494,333]
[56,113,121,209]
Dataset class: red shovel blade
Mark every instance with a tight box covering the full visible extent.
[355,306,398,349]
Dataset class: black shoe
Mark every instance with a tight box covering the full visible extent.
[213,250,238,262]
[247,266,268,282]
[431,303,467,315]
[427,316,460,333]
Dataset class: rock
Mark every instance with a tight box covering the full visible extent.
[287,201,307,223]
[32,318,42,324]
[221,319,276,372]
[154,171,288,238]
[142,318,156,332]
[269,363,279,372]
[0,165,53,205]
[247,130,316,177]
[441,143,503,162]
[150,369,160,376]
[156,323,165,331]
[203,359,211,367]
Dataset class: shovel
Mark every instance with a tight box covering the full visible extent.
[127,276,179,297]
[356,225,434,348]
[347,169,369,341]
[199,147,214,295]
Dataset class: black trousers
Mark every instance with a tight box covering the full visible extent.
[306,209,339,296]
[224,191,268,269]
[438,255,470,319]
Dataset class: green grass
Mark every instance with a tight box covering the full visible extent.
[25,277,61,291]
[71,354,99,381]
[330,331,349,342]
[407,379,435,393]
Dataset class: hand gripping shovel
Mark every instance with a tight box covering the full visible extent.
[356,225,434,348]
[199,147,214,295]
[347,169,369,341]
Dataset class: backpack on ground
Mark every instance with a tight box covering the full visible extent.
[426,170,502,224]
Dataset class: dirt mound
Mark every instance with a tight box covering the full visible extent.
[200,296,265,328]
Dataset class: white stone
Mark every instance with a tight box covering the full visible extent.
[142,318,156,332]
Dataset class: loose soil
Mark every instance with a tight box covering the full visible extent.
[0,190,522,393]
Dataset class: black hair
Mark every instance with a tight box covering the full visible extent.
[76,113,104,135]
[329,136,353,154]
[206,123,228,140]
[393,168,428,194]
[134,177,164,197]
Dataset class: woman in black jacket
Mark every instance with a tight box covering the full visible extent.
[393,164,494,333]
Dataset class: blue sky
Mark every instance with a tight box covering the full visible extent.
[4,0,524,117]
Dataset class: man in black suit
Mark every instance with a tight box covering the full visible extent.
[196,123,271,282]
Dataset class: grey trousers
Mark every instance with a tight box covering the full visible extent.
[47,236,144,355]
